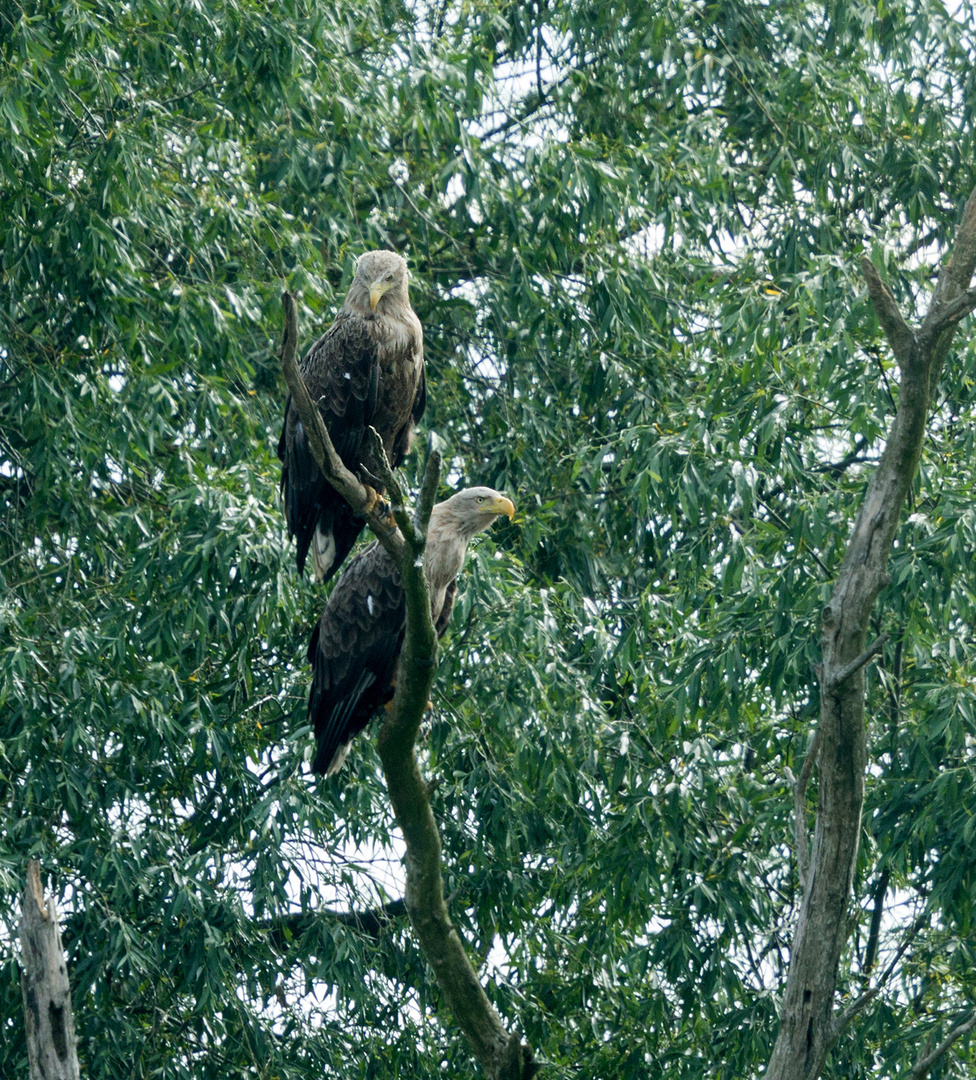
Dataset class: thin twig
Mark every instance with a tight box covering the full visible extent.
[907,1012,976,1079]
[831,913,925,1040]
[362,425,404,505]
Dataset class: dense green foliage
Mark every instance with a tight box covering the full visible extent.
[2,0,975,1076]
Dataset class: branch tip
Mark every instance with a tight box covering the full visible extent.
[417,451,442,533]
[363,426,403,505]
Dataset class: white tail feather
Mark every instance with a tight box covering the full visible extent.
[312,526,336,583]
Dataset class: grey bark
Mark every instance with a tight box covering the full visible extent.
[764,185,976,1080]
[20,860,81,1080]
[279,293,538,1080]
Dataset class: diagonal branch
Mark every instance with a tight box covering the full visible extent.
[827,634,888,690]
[907,1012,976,1080]
[831,912,924,1040]
[861,256,916,370]
[918,286,976,339]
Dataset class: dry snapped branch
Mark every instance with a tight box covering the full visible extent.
[20,860,80,1080]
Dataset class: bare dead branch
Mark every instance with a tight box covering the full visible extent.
[765,185,976,1080]
[907,1012,976,1080]
[861,256,916,369]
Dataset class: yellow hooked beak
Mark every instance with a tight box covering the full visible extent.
[486,495,516,520]
[370,279,393,311]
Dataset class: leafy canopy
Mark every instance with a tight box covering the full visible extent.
[2,0,976,1076]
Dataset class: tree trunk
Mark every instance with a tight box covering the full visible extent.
[20,860,81,1080]
[764,186,976,1079]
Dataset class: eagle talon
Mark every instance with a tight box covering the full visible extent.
[363,492,397,535]
[361,485,384,517]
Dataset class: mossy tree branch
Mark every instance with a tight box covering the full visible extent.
[279,292,537,1080]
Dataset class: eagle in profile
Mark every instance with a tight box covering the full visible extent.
[278,250,426,581]
[307,487,515,776]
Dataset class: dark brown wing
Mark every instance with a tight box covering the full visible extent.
[388,359,427,468]
[278,312,380,579]
[307,542,406,774]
